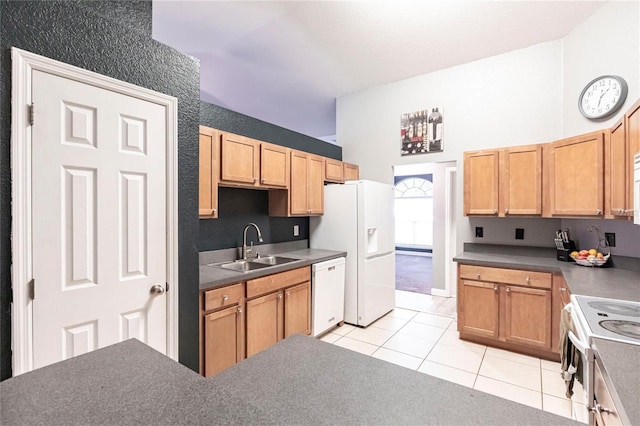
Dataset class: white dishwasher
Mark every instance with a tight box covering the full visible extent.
[312,257,346,337]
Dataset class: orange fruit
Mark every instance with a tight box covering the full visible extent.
[588,249,597,256]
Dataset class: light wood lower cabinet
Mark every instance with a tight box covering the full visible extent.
[245,266,311,357]
[551,273,572,354]
[201,283,245,378]
[458,264,553,355]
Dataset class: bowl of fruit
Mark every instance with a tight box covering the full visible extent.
[570,248,609,267]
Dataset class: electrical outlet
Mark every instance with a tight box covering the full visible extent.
[293,225,299,237]
[475,227,483,238]
[515,228,524,240]
[605,232,615,247]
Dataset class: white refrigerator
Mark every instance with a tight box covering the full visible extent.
[310,180,396,327]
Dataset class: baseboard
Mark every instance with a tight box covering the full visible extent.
[430,288,449,297]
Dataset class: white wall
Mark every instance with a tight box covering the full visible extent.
[562,1,640,137]
[338,41,564,280]
[337,2,640,275]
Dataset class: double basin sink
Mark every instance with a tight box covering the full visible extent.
[210,256,299,273]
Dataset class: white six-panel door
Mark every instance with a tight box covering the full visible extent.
[31,69,167,368]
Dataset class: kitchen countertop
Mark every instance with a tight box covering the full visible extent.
[199,248,346,291]
[453,251,640,302]
[0,336,577,425]
[454,247,640,425]
[593,338,640,425]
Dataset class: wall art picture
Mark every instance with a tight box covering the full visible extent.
[400,107,443,156]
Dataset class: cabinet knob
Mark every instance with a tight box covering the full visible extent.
[253,177,257,183]
[493,285,498,292]
[559,287,566,292]
[505,209,509,215]
[596,209,602,215]
[261,178,265,183]
[493,209,498,214]
[476,272,481,279]
[506,287,511,293]
[278,293,283,299]
[286,291,290,297]
[212,208,217,213]
[237,307,243,314]
[222,295,228,301]
[525,276,530,283]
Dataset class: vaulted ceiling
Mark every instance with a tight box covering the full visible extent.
[153,1,606,143]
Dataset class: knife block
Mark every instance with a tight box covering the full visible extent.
[556,240,576,262]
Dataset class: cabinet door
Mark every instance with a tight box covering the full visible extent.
[307,154,324,215]
[220,133,259,186]
[325,158,344,183]
[626,99,640,217]
[284,281,311,337]
[246,291,283,357]
[204,304,244,377]
[548,131,605,216]
[199,126,219,218]
[289,150,309,215]
[458,280,499,338]
[261,143,289,188]
[607,119,629,217]
[464,150,499,215]
[504,285,551,349]
[343,162,359,181]
[501,145,542,216]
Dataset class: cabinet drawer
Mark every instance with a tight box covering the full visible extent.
[204,283,244,312]
[459,265,551,289]
[247,266,310,299]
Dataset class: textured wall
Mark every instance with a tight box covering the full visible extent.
[200,101,342,159]
[198,100,340,252]
[199,187,309,251]
[0,0,201,378]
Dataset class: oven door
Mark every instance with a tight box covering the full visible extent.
[566,302,595,424]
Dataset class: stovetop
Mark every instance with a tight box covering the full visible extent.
[572,295,640,346]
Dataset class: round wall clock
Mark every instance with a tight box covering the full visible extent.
[578,75,628,120]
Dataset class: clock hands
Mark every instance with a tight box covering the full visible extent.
[598,87,610,108]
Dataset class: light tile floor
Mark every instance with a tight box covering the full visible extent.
[318,290,589,423]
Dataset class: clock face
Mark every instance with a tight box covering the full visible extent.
[578,75,628,120]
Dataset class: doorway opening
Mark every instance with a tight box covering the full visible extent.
[394,175,433,295]
[393,161,457,300]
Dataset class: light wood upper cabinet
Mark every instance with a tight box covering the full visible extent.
[219,132,289,189]
[343,162,360,181]
[625,99,640,217]
[220,132,260,186]
[325,158,344,183]
[464,150,499,215]
[547,130,606,217]
[260,142,289,188]
[270,150,324,216]
[199,126,219,218]
[606,119,629,218]
[500,144,542,216]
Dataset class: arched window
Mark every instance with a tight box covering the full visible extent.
[394,177,433,249]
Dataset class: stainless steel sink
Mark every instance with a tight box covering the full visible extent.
[217,260,272,272]
[251,256,299,266]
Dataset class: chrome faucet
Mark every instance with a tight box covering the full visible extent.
[242,223,264,260]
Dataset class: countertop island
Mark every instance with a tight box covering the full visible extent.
[0,336,577,425]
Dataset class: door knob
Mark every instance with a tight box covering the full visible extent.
[150,284,166,295]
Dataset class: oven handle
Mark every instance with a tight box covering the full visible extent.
[568,330,592,357]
